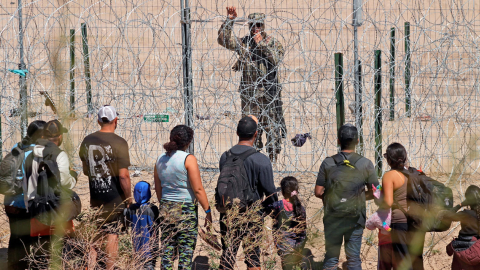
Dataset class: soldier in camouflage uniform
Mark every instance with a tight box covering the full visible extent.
[218,7,286,162]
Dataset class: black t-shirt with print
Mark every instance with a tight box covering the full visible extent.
[80,131,130,213]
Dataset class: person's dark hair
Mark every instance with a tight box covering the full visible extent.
[22,120,47,145]
[385,142,407,169]
[338,124,358,150]
[237,116,257,141]
[164,125,194,155]
[464,185,480,236]
[99,117,116,126]
[280,176,306,220]
[47,135,62,146]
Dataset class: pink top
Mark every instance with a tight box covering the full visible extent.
[282,199,293,212]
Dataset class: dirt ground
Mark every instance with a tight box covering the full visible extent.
[0,169,463,269]
[1,0,480,269]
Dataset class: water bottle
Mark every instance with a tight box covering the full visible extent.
[10,169,24,205]
[16,169,23,182]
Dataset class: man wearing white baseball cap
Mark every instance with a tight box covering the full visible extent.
[97,105,119,123]
[79,105,131,270]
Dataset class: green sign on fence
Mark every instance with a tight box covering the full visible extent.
[144,114,169,122]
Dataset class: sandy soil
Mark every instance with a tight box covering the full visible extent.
[1,0,480,269]
[0,170,464,270]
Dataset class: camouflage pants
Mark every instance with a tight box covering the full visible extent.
[159,200,198,270]
[240,86,283,155]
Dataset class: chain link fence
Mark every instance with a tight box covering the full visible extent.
[1,0,480,268]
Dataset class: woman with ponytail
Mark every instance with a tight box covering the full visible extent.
[4,120,46,270]
[154,125,213,269]
[382,142,417,270]
[445,185,480,270]
[271,176,307,270]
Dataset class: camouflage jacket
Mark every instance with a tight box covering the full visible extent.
[217,19,284,88]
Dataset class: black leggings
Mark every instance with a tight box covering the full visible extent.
[408,228,425,270]
[390,223,425,270]
[6,208,31,270]
[391,223,410,270]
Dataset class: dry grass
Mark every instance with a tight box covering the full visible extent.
[0,171,471,270]
[19,198,317,270]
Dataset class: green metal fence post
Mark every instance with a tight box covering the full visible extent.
[390,27,395,121]
[374,50,382,177]
[405,22,411,117]
[70,29,75,117]
[81,23,92,114]
[334,53,345,133]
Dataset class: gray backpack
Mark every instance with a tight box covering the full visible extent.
[0,144,31,195]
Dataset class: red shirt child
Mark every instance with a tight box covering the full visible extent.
[378,229,394,270]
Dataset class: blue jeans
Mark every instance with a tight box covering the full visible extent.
[323,217,364,270]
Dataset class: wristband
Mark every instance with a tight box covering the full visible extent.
[205,208,211,214]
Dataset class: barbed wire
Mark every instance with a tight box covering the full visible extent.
[1,0,480,268]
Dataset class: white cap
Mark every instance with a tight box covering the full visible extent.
[98,105,119,123]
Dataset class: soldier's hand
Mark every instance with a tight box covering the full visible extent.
[254,33,263,44]
[226,6,237,20]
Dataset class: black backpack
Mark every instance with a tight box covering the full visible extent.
[0,144,33,195]
[395,167,453,232]
[215,148,258,213]
[324,153,366,218]
[26,141,81,225]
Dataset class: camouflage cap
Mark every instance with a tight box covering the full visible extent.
[248,13,266,24]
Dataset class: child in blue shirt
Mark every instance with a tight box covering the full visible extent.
[125,181,160,270]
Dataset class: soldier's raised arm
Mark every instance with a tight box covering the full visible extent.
[258,37,284,66]
[217,6,242,51]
